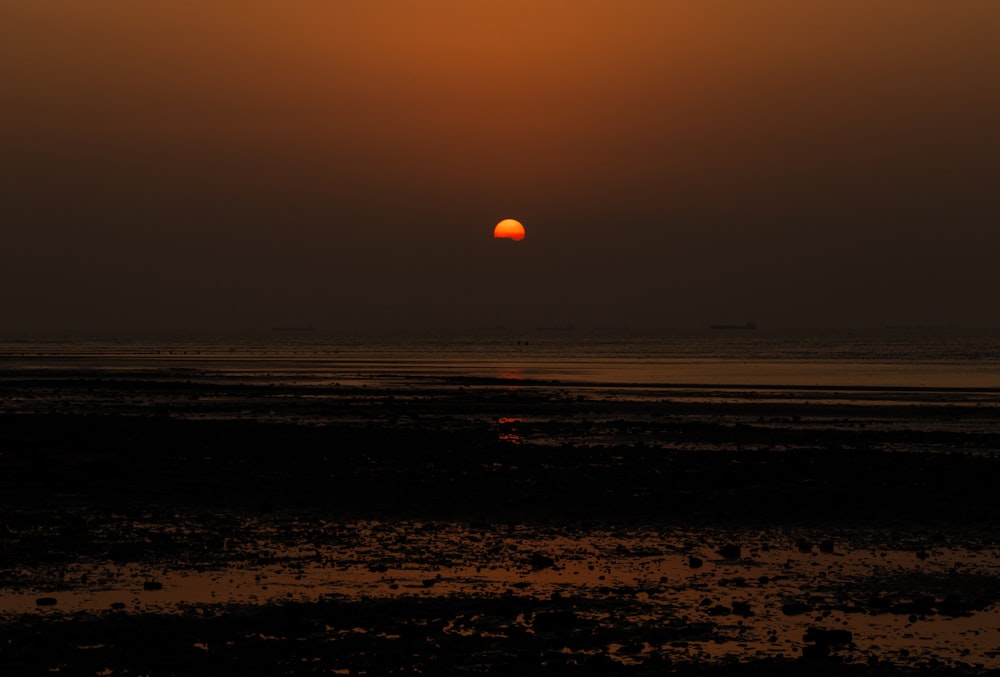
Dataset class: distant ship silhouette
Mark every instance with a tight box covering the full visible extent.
[710,321,757,330]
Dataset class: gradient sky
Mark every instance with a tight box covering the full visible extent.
[3,1,999,333]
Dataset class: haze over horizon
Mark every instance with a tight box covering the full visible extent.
[3,1,999,335]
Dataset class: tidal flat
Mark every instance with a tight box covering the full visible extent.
[2,364,1000,674]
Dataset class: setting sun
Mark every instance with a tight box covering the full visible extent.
[493,219,526,241]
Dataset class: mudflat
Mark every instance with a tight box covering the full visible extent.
[2,367,1000,674]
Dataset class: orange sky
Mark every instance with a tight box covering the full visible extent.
[2,1,999,332]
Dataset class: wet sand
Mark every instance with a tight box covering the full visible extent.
[2,366,1000,674]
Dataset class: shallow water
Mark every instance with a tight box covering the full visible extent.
[3,327,1000,389]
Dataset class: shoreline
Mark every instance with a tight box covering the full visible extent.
[2,368,999,673]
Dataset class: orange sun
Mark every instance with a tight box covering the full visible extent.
[493,218,525,241]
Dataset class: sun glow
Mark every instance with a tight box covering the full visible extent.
[493,219,525,241]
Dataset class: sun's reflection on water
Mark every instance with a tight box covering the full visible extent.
[497,417,524,444]
[494,366,525,383]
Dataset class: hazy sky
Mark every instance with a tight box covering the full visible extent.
[3,1,999,333]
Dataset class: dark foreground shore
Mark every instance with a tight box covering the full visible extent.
[2,368,1000,674]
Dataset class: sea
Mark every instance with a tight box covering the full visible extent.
[2,326,999,390]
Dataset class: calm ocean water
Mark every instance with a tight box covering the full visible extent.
[2,327,999,390]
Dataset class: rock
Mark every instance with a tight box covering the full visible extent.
[819,540,835,554]
[717,544,741,560]
[801,642,830,659]
[802,627,854,659]
[143,581,163,591]
[803,627,853,647]
[688,556,703,569]
[110,602,126,610]
[781,601,811,616]
[529,553,556,570]
[35,597,57,606]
